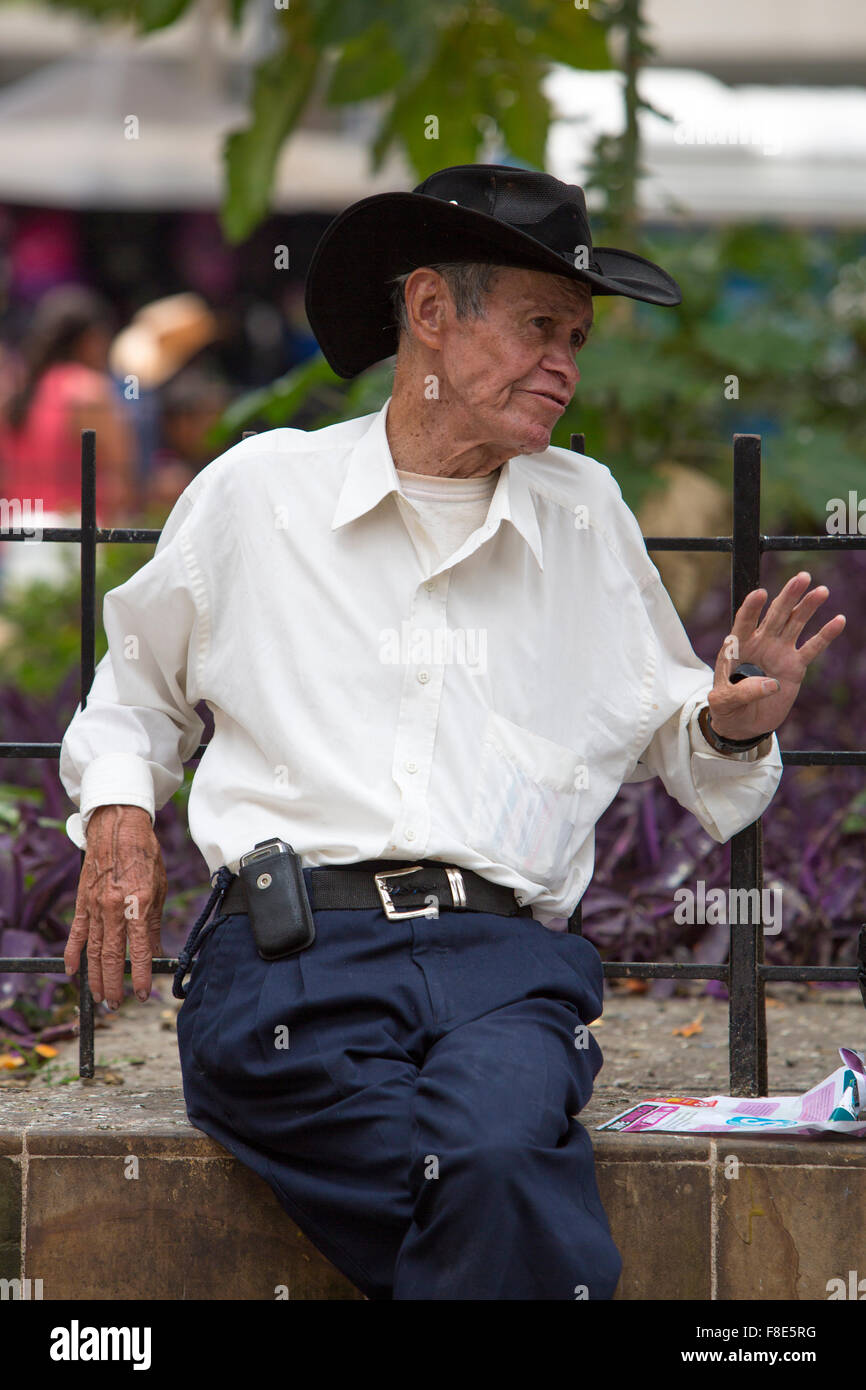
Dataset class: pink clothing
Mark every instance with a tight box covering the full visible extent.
[0,362,114,518]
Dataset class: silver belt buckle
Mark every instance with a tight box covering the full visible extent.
[374,865,430,921]
[374,863,468,920]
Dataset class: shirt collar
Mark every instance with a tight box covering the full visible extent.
[331,396,544,570]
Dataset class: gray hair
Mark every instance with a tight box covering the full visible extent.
[386,260,592,346]
[386,261,501,342]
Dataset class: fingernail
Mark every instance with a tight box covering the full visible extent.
[136,990,149,1002]
[763,679,780,692]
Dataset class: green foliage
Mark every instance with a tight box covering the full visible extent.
[369,9,551,177]
[40,0,612,242]
[134,0,192,31]
[206,352,393,447]
[31,0,866,532]
[223,9,322,243]
[0,534,156,699]
[325,26,405,104]
[40,0,194,27]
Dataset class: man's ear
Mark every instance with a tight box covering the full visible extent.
[402,268,450,353]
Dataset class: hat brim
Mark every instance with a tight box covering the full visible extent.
[305,191,682,379]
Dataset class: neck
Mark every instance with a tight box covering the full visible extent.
[386,362,511,479]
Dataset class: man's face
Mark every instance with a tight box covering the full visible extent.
[430,264,594,460]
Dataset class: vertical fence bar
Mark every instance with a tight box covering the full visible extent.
[567,431,586,937]
[728,434,767,1095]
[78,430,96,1078]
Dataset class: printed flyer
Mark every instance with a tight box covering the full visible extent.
[597,1048,866,1137]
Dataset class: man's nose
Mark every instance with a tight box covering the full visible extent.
[545,342,581,389]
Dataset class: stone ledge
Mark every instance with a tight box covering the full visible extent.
[1,1085,864,1300]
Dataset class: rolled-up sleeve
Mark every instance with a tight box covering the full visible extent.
[622,571,783,843]
[58,487,208,849]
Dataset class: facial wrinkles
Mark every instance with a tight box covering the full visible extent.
[434,278,591,456]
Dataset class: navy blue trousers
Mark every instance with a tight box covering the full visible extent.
[176,872,622,1301]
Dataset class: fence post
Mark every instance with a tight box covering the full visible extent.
[728,434,767,1095]
[78,429,96,1079]
[567,432,586,938]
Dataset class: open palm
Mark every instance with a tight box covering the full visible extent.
[707,571,846,742]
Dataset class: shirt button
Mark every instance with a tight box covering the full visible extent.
[424,581,434,591]
[406,829,416,841]
[417,669,430,683]
[405,760,418,773]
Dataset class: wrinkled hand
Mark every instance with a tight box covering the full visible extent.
[64,804,166,1009]
[707,571,846,742]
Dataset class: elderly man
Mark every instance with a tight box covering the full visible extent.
[59,165,844,1301]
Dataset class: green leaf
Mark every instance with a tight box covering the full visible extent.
[842,791,866,832]
[372,57,484,177]
[0,784,42,805]
[207,353,344,445]
[135,0,193,33]
[494,58,551,166]
[482,0,611,71]
[371,10,555,178]
[222,42,320,244]
[310,0,438,63]
[762,422,866,528]
[693,319,819,375]
[41,0,135,18]
[325,25,405,103]
[309,0,387,45]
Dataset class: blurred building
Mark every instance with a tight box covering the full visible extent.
[645,0,866,84]
[0,0,862,226]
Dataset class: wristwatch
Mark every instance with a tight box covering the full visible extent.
[698,705,771,754]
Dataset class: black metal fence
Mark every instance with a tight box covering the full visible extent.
[1,428,865,1095]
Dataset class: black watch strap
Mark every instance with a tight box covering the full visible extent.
[698,703,772,753]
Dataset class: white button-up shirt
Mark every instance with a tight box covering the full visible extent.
[59,396,783,925]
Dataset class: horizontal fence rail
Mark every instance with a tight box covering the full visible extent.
[0,428,864,1092]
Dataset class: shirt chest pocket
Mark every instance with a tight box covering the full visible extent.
[465,711,585,883]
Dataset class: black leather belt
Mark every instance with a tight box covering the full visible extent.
[218,857,534,922]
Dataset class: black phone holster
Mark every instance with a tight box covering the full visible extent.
[237,838,316,960]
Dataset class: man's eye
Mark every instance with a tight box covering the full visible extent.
[531,316,584,350]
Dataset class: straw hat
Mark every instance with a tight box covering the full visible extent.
[109,292,219,390]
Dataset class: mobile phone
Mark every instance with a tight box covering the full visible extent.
[730,662,766,683]
[238,838,316,960]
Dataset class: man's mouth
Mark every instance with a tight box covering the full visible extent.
[525,389,567,411]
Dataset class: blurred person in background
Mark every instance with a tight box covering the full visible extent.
[145,364,231,513]
[108,292,220,512]
[0,285,137,594]
[279,279,321,367]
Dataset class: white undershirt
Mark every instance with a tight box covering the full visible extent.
[395,467,498,568]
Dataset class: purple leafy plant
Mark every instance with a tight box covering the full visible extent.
[0,540,863,1038]
[583,540,866,997]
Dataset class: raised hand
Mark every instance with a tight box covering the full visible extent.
[707,571,846,742]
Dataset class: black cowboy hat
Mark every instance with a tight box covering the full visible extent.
[304,163,682,379]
